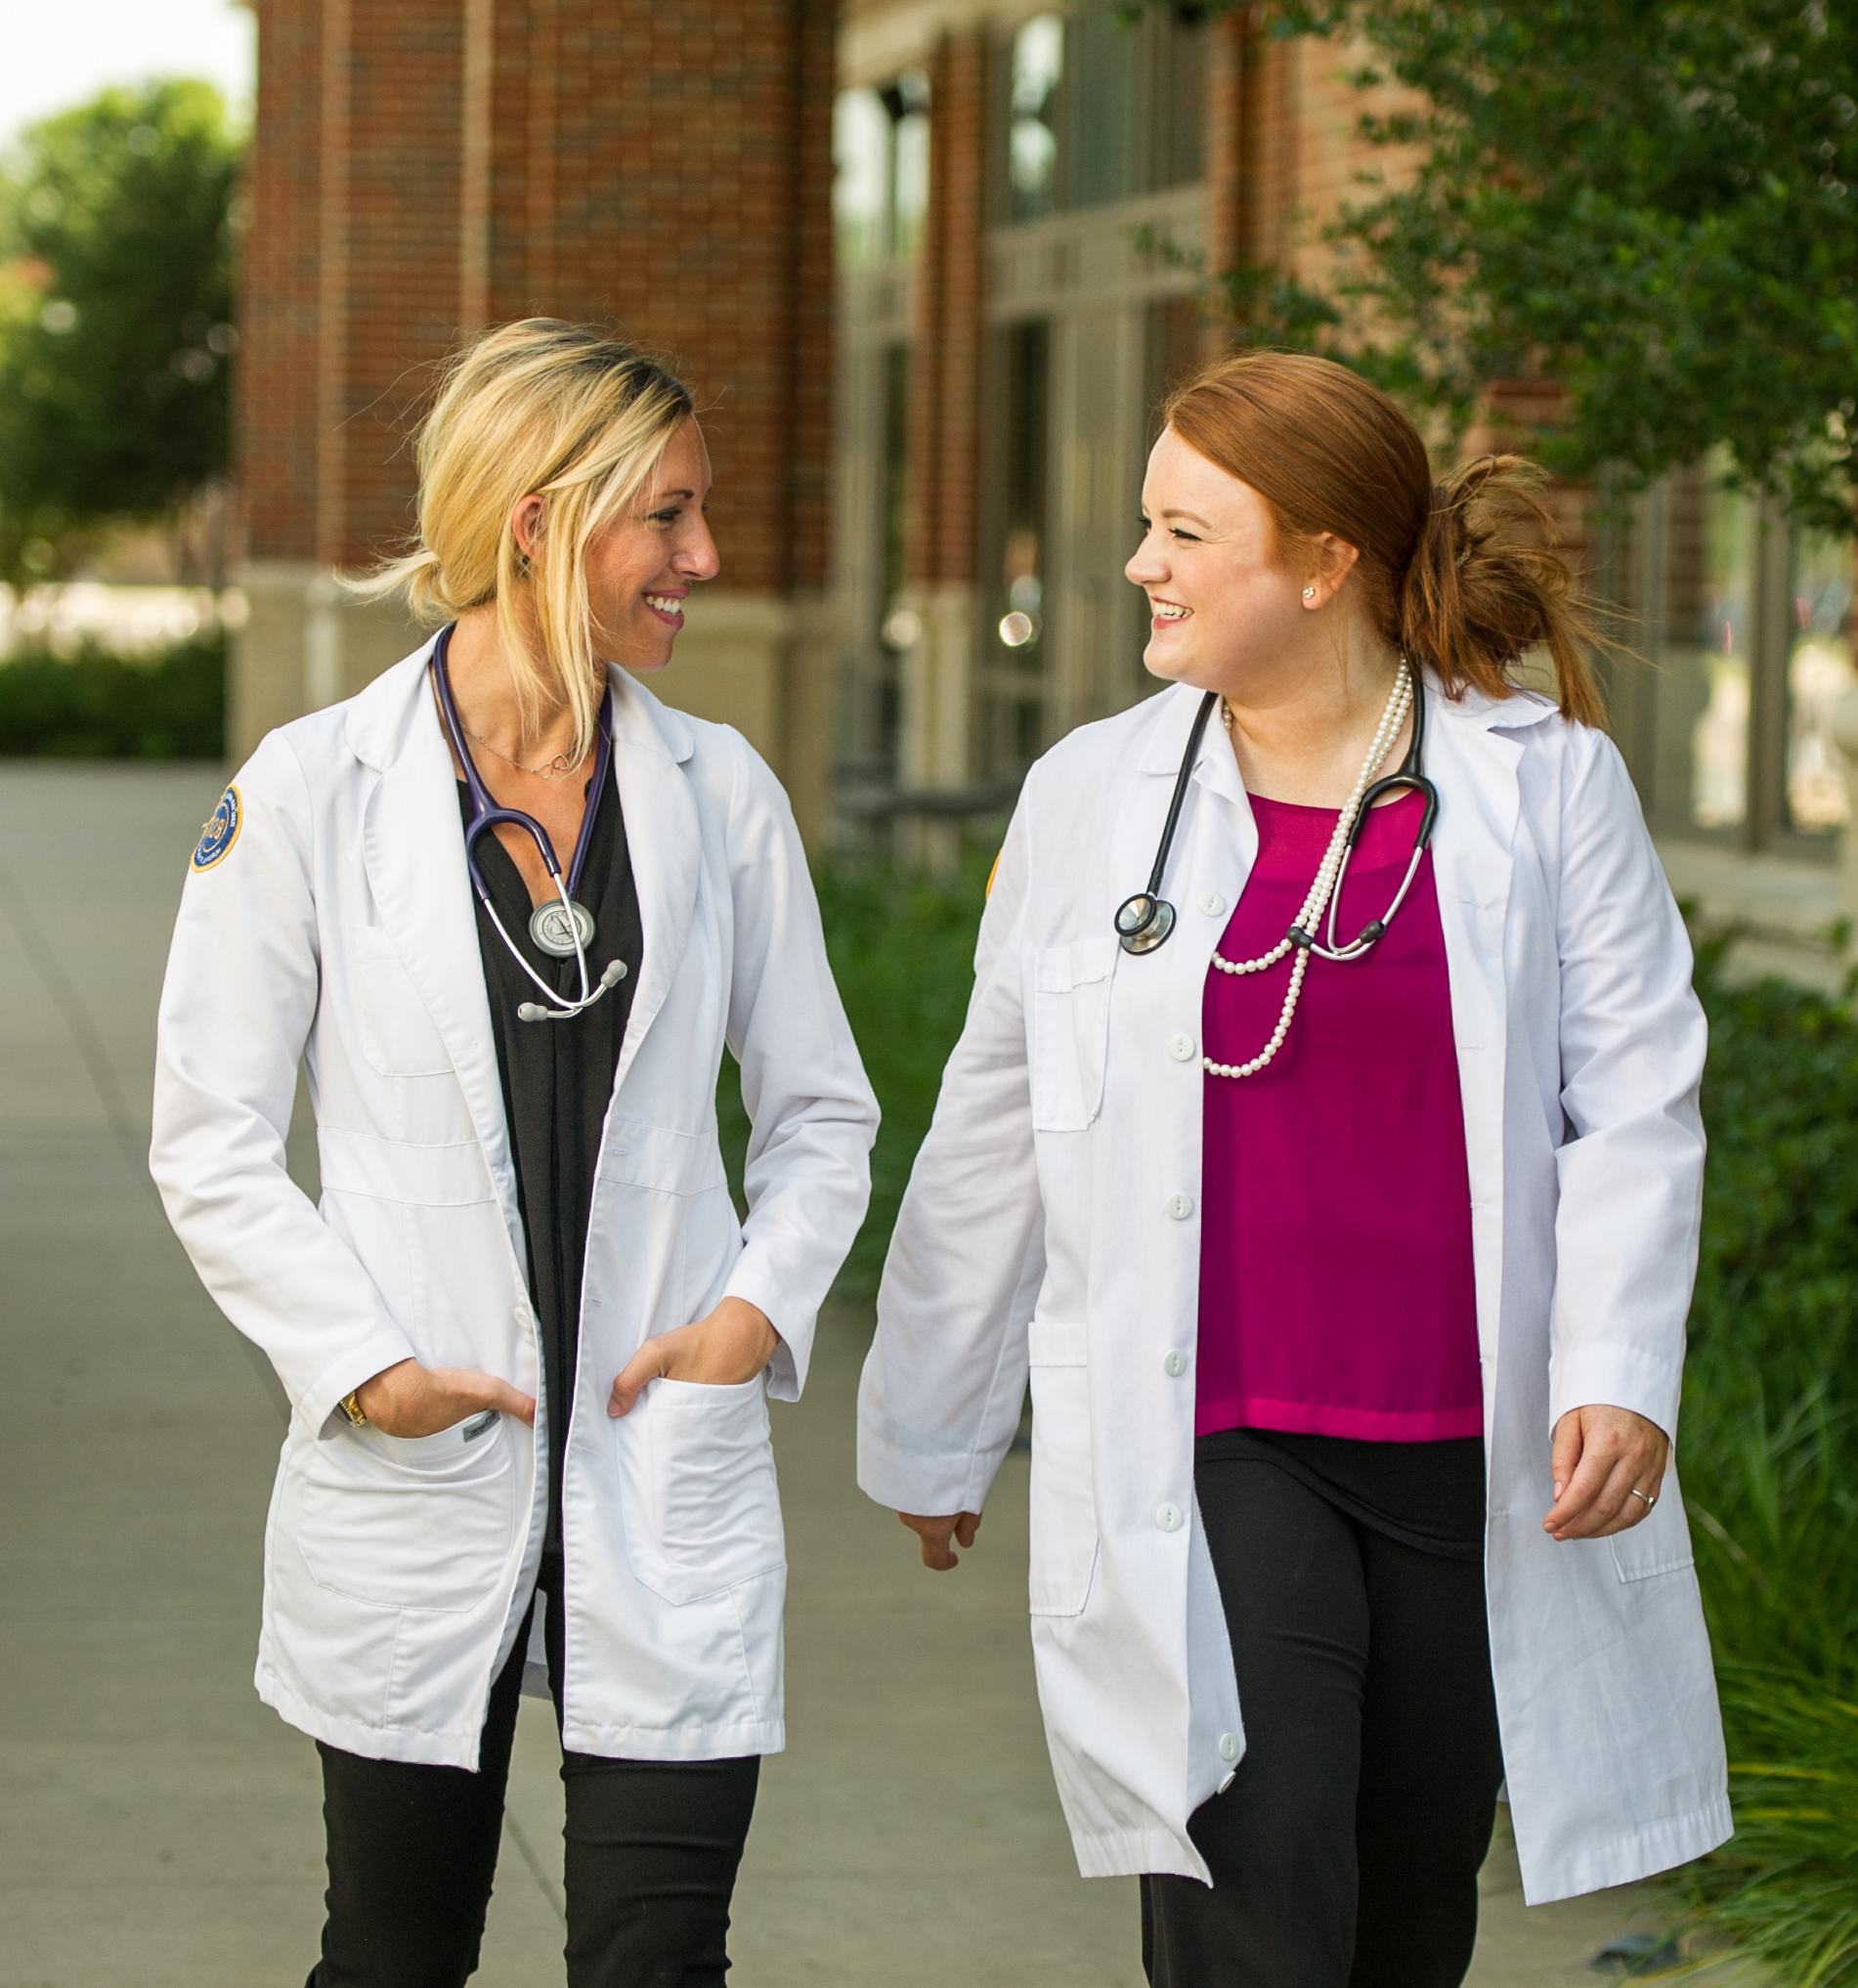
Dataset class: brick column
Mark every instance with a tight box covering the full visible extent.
[907,29,984,593]
[234,0,325,751]
[895,27,988,824]
[239,0,322,571]
[317,0,466,576]
[234,0,842,836]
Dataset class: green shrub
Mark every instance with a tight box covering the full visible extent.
[718,841,998,1301]
[1674,954,1858,1982]
[0,632,226,757]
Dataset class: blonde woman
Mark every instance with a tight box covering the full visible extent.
[151,320,877,1986]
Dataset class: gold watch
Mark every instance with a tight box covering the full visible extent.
[339,1389,368,1427]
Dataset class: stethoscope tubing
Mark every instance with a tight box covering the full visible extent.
[430,624,618,1018]
[1114,689,1220,952]
[1120,673,1438,960]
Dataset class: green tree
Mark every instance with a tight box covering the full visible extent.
[1143,2,1858,535]
[0,79,241,583]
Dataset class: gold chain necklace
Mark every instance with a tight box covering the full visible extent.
[458,721,589,780]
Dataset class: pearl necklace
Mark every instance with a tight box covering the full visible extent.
[1203,663,1413,1081]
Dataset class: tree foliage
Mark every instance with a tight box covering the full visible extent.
[0,80,241,583]
[1150,2,1858,535]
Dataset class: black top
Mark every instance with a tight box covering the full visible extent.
[458,774,643,1550]
[1194,1427,1486,1560]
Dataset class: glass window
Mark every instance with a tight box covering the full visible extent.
[833,71,932,269]
[1070,9,1137,210]
[1000,322,1051,657]
[990,321,1053,771]
[1148,294,1206,411]
[834,89,890,269]
[888,69,931,259]
[1158,5,1210,187]
[1010,16,1063,223]
[1784,532,1857,835]
[875,343,912,769]
[1655,464,1757,832]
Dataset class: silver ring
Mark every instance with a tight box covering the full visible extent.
[1628,1487,1657,1510]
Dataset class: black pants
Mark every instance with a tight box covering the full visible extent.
[308,1558,759,1988]
[1142,1456,1504,1988]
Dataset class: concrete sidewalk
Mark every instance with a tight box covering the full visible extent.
[0,762,1691,1986]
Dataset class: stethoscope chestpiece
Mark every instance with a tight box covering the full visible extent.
[530,899,596,958]
[1115,891,1176,955]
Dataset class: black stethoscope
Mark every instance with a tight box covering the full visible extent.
[1113,680,1439,957]
[431,623,629,1022]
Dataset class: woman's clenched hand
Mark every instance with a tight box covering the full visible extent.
[898,1511,983,1571]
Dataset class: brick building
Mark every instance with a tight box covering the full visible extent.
[833,1,1854,967]
[235,0,1854,963]
[235,0,840,835]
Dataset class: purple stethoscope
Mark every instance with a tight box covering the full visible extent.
[430,623,629,1023]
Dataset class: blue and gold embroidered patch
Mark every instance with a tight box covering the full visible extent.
[192,785,241,871]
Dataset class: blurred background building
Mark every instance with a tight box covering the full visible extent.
[234,0,840,832]
[212,0,1855,954]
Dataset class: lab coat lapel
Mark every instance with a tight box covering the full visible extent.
[1178,706,1258,990]
[606,670,700,1101]
[1112,688,1259,1103]
[1424,681,1523,1371]
[360,671,522,1247]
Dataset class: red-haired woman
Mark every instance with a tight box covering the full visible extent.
[858,353,1728,1985]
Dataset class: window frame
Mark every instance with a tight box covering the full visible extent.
[1602,470,1850,861]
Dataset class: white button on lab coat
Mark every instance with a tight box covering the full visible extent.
[858,675,1729,1905]
[151,639,878,1770]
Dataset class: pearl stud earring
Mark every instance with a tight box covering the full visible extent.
[1302,585,1318,601]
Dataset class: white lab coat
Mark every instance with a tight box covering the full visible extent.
[859,676,1730,1905]
[151,637,877,1769]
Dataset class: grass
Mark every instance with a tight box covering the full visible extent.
[718,841,998,1302]
[1665,945,1858,1982]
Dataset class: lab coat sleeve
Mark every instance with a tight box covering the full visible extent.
[150,731,419,1435]
[1546,726,1707,1443]
[720,733,879,1402]
[857,787,1044,1518]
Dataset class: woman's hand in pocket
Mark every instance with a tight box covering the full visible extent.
[607,1298,779,1416]
[355,1358,536,1436]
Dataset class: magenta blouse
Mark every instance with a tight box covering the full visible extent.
[1195,790,1483,1443]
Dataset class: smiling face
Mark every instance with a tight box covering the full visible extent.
[579,415,720,673]
[1126,425,1339,700]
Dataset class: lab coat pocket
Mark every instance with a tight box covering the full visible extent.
[353,926,454,1077]
[1029,943,1115,1133]
[1026,1319,1099,1616]
[1608,1460,1697,1583]
[296,1416,516,1613]
[636,1376,786,1606]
